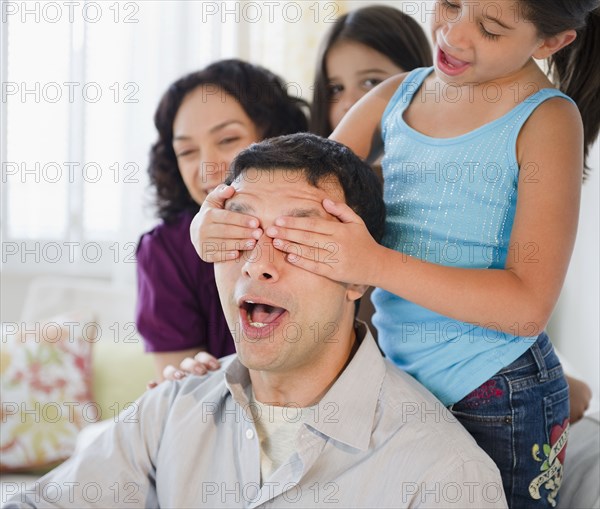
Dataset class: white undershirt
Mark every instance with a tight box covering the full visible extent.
[250,391,315,482]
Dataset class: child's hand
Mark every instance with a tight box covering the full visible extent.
[266,198,382,286]
[190,185,262,263]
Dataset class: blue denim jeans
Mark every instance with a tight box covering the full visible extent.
[449,333,570,508]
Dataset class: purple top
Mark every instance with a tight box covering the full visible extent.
[135,210,235,356]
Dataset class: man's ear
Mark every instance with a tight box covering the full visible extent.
[533,29,577,60]
[346,284,369,302]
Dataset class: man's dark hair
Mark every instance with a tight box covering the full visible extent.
[226,133,386,243]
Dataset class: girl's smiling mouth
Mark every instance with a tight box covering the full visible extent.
[437,46,471,76]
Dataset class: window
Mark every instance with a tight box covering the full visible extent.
[1,1,338,278]
[2,1,150,276]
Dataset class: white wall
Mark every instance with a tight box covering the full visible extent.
[548,138,600,411]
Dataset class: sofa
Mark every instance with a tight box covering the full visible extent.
[1,276,155,501]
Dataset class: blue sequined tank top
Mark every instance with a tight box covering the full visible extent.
[372,67,574,405]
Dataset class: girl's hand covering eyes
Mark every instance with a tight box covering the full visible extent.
[190,185,263,263]
[266,198,382,286]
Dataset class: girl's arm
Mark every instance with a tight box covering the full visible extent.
[377,93,582,334]
[269,98,583,337]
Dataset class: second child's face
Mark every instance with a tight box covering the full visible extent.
[172,86,261,205]
[326,41,403,130]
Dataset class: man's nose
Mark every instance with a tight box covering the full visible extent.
[242,233,283,282]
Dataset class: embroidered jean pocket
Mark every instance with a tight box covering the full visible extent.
[449,374,512,423]
[527,385,570,506]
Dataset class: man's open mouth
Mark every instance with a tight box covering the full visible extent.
[240,300,287,329]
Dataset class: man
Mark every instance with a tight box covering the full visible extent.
[4,134,506,508]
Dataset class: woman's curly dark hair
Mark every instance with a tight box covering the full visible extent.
[149,59,309,221]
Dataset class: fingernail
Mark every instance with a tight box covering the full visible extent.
[225,251,238,260]
[275,218,285,226]
[248,219,258,228]
[288,253,299,263]
[244,240,255,249]
[266,227,277,237]
[251,229,262,240]
[273,239,282,248]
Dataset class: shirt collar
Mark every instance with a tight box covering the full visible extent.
[306,321,385,451]
[223,321,386,452]
[224,356,252,406]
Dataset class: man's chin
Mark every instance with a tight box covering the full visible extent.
[236,351,281,373]
[234,334,286,367]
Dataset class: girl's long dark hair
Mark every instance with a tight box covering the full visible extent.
[149,59,309,221]
[520,1,600,173]
[310,5,432,137]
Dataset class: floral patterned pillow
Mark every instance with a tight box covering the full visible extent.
[0,313,96,472]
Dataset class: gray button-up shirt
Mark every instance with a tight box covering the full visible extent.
[4,325,507,508]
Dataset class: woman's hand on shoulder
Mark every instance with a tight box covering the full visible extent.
[163,351,221,380]
[147,351,221,389]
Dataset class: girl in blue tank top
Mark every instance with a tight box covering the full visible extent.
[195,1,600,507]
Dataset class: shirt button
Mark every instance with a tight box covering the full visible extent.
[246,429,255,440]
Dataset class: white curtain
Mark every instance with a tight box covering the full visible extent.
[2,0,342,284]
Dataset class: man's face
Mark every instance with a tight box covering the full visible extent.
[214,169,363,375]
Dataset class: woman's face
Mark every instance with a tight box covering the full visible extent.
[326,40,404,130]
[172,86,261,205]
